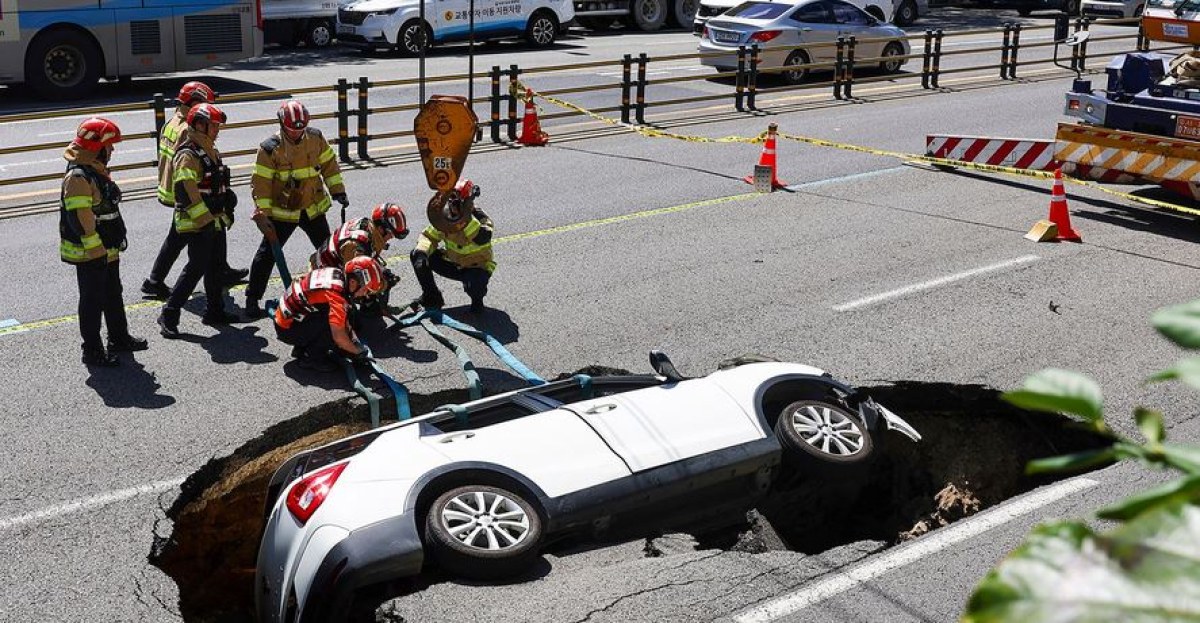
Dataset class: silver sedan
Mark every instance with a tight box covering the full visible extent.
[698,0,911,84]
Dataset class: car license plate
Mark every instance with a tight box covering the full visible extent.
[337,24,355,35]
[712,30,741,44]
[1176,115,1200,139]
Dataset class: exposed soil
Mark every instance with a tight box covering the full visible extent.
[149,376,1112,622]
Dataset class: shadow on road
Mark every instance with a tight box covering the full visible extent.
[85,357,177,409]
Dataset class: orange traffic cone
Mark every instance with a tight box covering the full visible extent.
[1047,167,1082,242]
[518,88,549,147]
[744,123,786,190]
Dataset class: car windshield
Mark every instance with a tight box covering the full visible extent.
[725,2,792,19]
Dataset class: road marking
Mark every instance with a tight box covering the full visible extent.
[733,477,1100,623]
[832,254,1040,312]
[0,477,184,532]
[789,166,907,188]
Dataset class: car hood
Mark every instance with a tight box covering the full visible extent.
[344,0,411,11]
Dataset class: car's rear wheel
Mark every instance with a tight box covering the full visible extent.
[880,41,904,74]
[631,0,668,31]
[670,0,700,28]
[307,19,334,48]
[781,50,811,85]
[894,0,919,25]
[426,484,543,579]
[775,399,874,471]
[525,10,559,47]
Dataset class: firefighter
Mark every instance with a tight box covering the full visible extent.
[245,100,348,318]
[142,81,246,300]
[60,118,148,366]
[274,256,385,371]
[157,103,239,338]
[310,202,408,270]
[410,178,494,314]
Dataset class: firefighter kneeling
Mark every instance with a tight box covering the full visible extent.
[274,256,386,371]
[311,202,409,314]
[411,179,494,313]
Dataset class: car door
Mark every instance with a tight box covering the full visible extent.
[421,401,631,497]
[563,379,764,473]
[787,1,840,62]
[829,0,883,58]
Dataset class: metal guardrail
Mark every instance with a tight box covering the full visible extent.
[0,15,1149,212]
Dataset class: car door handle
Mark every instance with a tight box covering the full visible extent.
[439,432,476,443]
[585,403,618,414]
[801,27,813,31]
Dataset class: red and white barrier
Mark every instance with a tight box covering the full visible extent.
[925,135,1057,170]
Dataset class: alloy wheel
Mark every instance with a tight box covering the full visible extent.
[531,17,555,45]
[790,404,866,457]
[440,490,532,551]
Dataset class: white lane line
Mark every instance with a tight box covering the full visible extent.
[733,477,1100,623]
[832,254,1040,312]
[789,165,908,189]
[0,477,184,532]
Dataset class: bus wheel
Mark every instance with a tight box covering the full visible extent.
[26,29,102,100]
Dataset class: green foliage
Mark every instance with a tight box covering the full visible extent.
[962,298,1200,622]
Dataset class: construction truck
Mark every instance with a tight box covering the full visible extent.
[1057,0,1200,200]
[573,0,696,32]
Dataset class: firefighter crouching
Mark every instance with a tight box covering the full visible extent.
[60,118,148,366]
[245,100,348,318]
[142,81,247,300]
[310,203,409,313]
[274,256,385,371]
[411,179,495,314]
[157,103,239,338]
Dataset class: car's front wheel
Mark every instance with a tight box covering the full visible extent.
[775,399,874,471]
[879,42,905,74]
[426,484,543,579]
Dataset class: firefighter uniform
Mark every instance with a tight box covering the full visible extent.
[310,217,387,270]
[60,141,142,365]
[411,206,495,313]
[246,127,346,310]
[273,261,385,370]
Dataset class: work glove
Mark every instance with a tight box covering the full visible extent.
[383,268,401,289]
[223,190,238,211]
[411,249,429,272]
[333,193,349,209]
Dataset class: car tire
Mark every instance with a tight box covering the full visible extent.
[865,5,887,22]
[1017,8,1033,15]
[525,10,559,47]
[1064,0,1080,14]
[894,0,919,25]
[25,28,102,100]
[775,399,874,471]
[781,49,811,85]
[307,19,334,48]
[426,484,544,580]
[879,41,904,74]
[669,0,700,28]
[631,0,668,31]
[397,20,432,56]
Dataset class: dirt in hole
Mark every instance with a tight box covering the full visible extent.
[149,376,1111,622]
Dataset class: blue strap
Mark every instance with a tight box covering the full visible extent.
[575,374,593,400]
[437,313,547,386]
[420,316,483,401]
[272,241,292,288]
[339,357,382,428]
[363,344,412,421]
[436,403,470,425]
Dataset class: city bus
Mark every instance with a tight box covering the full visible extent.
[0,1,265,100]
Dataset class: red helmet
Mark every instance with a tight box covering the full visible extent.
[371,202,408,239]
[278,100,310,139]
[177,81,215,106]
[72,117,122,152]
[344,256,385,295]
[187,103,226,129]
[454,178,480,202]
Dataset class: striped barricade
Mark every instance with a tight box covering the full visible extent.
[925,135,1058,171]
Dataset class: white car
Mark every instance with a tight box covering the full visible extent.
[699,0,911,84]
[256,352,920,622]
[337,0,574,54]
[1082,0,1144,17]
[694,0,924,33]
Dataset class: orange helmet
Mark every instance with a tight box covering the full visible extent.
[370,202,408,239]
[187,103,226,129]
[177,81,215,106]
[344,256,385,296]
[72,117,122,152]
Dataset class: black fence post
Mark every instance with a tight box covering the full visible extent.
[1008,25,1020,80]
[845,36,856,99]
[1079,17,1090,72]
[922,29,933,89]
[1136,22,1146,51]
[507,64,520,141]
[748,45,760,110]
[834,37,845,99]
[151,93,167,168]
[336,78,350,162]
[490,66,502,143]
[1001,24,1012,80]
[357,76,370,160]
[736,45,746,112]
[1070,18,1082,71]
[932,29,944,88]
[636,52,648,124]
[621,54,632,123]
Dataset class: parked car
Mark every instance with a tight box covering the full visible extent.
[337,0,574,54]
[263,0,340,47]
[971,0,1080,16]
[1081,0,1143,17]
[699,0,911,83]
[694,0,923,34]
[256,352,921,623]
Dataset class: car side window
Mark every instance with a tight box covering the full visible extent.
[830,1,869,24]
[790,2,834,24]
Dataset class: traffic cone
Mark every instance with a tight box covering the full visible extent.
[518,88,549,147]
[1047,167,1082,242]
[743,123,786,190]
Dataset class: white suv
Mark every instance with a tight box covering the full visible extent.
[338,0,574,53]
[694,0,924,33]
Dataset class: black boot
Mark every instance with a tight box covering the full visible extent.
[141,279,171,300]
[223,267,250,286]
[158,309,181,339]
[244,297,267,319]
[82,344,119,367]
[202,307,239,326]
[420,291,445,310]
[107,334,149,352]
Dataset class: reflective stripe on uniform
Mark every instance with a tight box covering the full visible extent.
[64,195,92,211]
[174,168,199,182]
[325,173,344,187]
[174,201,211,233]
[319,147,335,164]
[59,240,88,262]
[271,193,331,222]
[255,198,274,209]
[158,187,173,204]
[254,164,276,178]
[81,233,102,249]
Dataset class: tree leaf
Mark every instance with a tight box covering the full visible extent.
[1147,357,1200,392]
[1026,448,1117,475]
[1003,369,1104,424]
[1097,474,1200,521]
[1152,300,1200,348]
[963,500,1200,622]
[1161,444,1200,474]
[1135,408,1166,445]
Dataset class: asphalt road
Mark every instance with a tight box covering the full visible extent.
[3,11,1200,623]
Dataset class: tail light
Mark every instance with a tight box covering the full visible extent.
[256,0,264,29]
[749,30,781,43]
[1068,98,1080,110]
[286,462,348,524]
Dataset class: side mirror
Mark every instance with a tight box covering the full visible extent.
[1062,30,1090,45]
[649,350,686,382]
